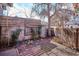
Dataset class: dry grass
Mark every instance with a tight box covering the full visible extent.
[52,36,75,49]
[52,36,63,44]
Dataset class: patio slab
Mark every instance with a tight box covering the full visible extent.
[0,48,18,56]
[0,38,79,56]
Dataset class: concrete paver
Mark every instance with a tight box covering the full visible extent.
[0,48,18,56]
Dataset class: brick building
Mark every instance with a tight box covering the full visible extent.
[0,3,13,16]
[0,16,41,44]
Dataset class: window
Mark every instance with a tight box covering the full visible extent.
[24,28,31,36]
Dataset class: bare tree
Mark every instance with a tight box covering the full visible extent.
[31,3,57,37]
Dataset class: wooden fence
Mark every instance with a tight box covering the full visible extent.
[54,28,79,51]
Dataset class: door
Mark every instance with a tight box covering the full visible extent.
[0,26,2,40]
[0,26,2,48]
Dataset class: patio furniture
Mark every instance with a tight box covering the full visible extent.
[24,35,33,44]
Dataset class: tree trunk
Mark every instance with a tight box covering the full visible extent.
[47,3,51,37]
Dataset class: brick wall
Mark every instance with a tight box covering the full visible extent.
[0,16,41,41]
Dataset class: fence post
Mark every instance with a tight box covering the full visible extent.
[76,28,79,51]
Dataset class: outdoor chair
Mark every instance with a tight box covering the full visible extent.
[24,35,33,45]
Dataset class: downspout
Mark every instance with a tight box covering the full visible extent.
[47,3,51,37]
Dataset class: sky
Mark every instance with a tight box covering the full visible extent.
[3,3,74,22]
[13,3,33,9]
[3,3,48,22]
[12,3,33,18]
[4,3,33,17]
[8,3,45,20]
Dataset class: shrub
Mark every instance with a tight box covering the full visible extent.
[10,29,22,47]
